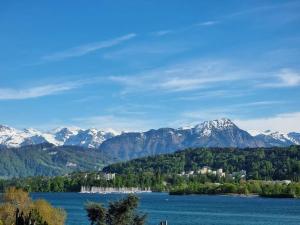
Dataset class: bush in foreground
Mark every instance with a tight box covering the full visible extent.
[85,194,146,225]
[0,187,66,225]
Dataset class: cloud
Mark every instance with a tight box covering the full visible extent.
[225,1,300,19]
[234,112,300,133]
[261,69,300,87]
[235,101,285,107]
[151,20,218,37]
[73,115,158,132]
[42,33,136,61]
[103,42,187,59]
[150,30,173,36]
[174,101,286,128]
[195,20,219,26]
[177,90,247,101]
[149,2,297,39]
[158,76,235,92]
[0,81,82,100]
[110,59,244,93]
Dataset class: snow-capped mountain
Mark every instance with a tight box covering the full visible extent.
[0,125,48,148]
[253,130,300,147]
[193,118,237,136]
[99,118,300,161]
[0,119,299,153]
[288,132,300,145]
[0,125,118,148]
[64,128,116,148]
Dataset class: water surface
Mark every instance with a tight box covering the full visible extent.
[31,193,300,225]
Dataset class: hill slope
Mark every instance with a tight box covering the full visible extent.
[99,119,261,160]
[0,143,107,178]
[103,145,300,181]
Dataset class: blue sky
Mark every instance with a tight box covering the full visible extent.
[1,0,300,132]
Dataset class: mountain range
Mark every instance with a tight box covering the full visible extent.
[99,118,300,160]
[0,125,117,148]
[0,118,299,160]
[0,118,299,178]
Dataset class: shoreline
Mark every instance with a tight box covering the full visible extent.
[169,192,299,199]
[80,186,152,194]
[31,191,299,200]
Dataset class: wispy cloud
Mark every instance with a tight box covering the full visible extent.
[261,69,300,87]
[158,76,234,92]
[73,114,158,132]
[195,20,219,26]
[150,2,299,38]
[226,1,300,19]
[151,1,300,40]
[150,20,219,37]
[103,42,187,60]
[234,111,300,133]
[150,30,173,37]
[173,100,286,127]
[235,101,285,107]
[177,90,247,101]
[42,33,136,61]
[110,59,244,94]
[0,81,83,100]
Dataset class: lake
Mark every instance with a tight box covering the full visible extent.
[31,192,300,225]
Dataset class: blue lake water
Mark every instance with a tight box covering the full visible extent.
[31,192,300,225]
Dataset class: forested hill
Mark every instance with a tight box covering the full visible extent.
[0,143,107,178]
[103,146,300,181]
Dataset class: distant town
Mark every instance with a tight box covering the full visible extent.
[178,166,246,180]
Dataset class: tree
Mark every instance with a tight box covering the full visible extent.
[85,202,106,225]
[107,195,145,225]
[33,199,66,225]
[0,187,66,225]
[85,195,146,225]
[3,187,31,209]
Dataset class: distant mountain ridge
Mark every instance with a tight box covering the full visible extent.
[98,118,300,160]
[0,119,299,160]
[0,125,117,148]
[0,118,299,178]
[0,143,106,178]
[99,118,258,160]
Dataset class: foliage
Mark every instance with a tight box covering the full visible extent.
[85,195,146,225]
[104,146,300,181]
[33,200,66,225]
[2,146,300,197]
[0,143,107,178]
[169,180,300,198]
[15,208,46,225]
[85,202,106,225]
[0,187,66,225]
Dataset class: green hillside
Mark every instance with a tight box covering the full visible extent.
[0,143,107,178]
[103,146,300,181]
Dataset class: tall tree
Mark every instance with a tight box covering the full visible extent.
[85,195,146,225]
[85,202,106,225]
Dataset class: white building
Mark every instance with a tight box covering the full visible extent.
[198,166,210,174]
[104,173,116,180]
[188,171,194,175]
[217,168,225,177]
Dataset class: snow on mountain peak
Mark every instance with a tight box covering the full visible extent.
[0,124,17,133]
[0,120,299,149]
[193,118,236,136]
[0,124,118,148]
[23,128,41,135]
[252,129,298,145]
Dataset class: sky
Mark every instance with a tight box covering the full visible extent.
[0,0,300,133]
